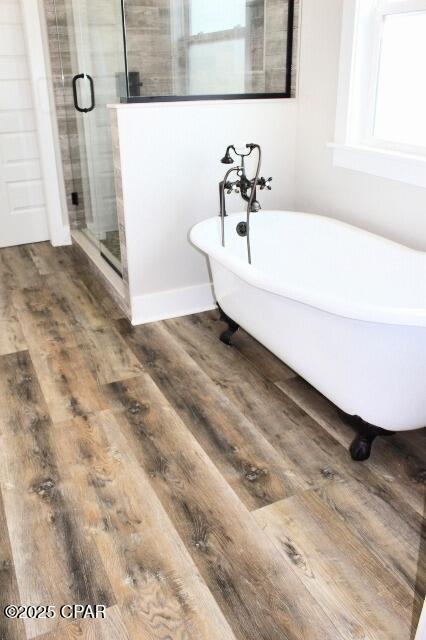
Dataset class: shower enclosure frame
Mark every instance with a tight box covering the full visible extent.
[119,0,296,104]
[56,0,126,277]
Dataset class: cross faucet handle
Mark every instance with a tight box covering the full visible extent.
[258,177,273,190]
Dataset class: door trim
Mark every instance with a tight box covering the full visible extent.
[19,0,71,247]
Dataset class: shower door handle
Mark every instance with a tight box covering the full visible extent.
[72,73,86,113]
[72,73,96,113]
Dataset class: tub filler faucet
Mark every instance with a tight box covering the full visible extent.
[219,143,272,264]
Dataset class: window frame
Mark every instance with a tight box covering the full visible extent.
[330,0,426,189]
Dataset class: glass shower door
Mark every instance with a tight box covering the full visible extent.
[63,0,125,273]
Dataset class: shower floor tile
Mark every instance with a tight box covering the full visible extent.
[100,230,121,262]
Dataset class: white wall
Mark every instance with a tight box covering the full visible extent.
[294,0,426,250]
[112,0,426,325]
[113,99,297,324]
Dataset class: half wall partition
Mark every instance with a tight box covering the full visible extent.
[47,0,295,280]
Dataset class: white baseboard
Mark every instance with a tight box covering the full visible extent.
[50,225,72,247]
[130,282,216,325]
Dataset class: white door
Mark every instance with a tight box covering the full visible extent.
[0,0,49,247]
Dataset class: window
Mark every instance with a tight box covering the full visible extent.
[331,0,426,188]
[186,0,247,96]
[189,1,246,34]
[371,1,426,154]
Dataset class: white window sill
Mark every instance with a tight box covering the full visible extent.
[328,143,426,189]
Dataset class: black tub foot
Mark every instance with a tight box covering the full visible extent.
[338,411,395,461]
[350,433,378,461]
[217,305,239,346]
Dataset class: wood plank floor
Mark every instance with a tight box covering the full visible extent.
[0,241,424,640]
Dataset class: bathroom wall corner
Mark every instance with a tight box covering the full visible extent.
[130,283,216,326]
[109,107,131,308]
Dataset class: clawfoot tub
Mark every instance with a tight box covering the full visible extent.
[190,211,426,461]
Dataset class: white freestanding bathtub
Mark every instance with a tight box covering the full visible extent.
[190,211,426,457]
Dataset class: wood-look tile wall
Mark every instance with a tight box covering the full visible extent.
[124,0,174,97]
[265,0,300,95]
[109,109,130,300]
[43,0,87,229]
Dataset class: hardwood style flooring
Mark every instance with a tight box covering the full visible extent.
[0,241,424,640]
